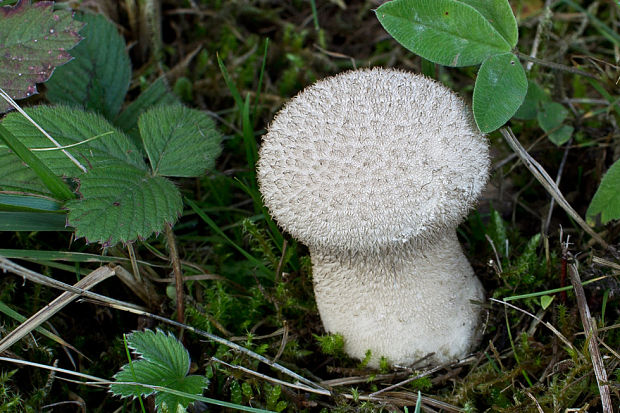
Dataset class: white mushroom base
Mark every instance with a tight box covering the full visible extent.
[311,232,485,367]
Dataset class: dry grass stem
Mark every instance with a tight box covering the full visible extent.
[0,266,114,353]
[211,357,331,396]
[567,263,613,413]
[165,223,185,323]
[490,298,582,359]
[500,127,609,249]
[0,256,146,311]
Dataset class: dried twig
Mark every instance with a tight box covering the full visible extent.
[500,127,609,249]
[165,223,185,324]
[490,298,582,359]
[567,262,613,413]
[0,256,145,311]
[0,266,115,353]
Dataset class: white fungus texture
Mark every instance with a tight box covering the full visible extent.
[311,231,485,365]
[257,68,489,254]
[257,68,489,366]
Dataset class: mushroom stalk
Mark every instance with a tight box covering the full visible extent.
[257,68,489,366]
[311,231,484,366]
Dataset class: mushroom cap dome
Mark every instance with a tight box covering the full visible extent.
[257,68,489,252]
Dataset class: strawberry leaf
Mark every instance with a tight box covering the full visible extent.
[0,0,84,113]
[66,164,182,246]
[110,329,208,412]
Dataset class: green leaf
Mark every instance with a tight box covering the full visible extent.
[110,329,208,412]
[473,52,527,132]
[0,123,74,200]
[67,164,182,245]
[548,124,573,146]
[537,101,573,146]
[0,193,61,212]
[586,159,620,225]
[513,80,547,120]
[457,0,518,47]
[0,211,68,231]
[376,0,511,67]
[540,295,554,310]
[1,106,145,177]
[46,13,131,119]
[115,77,180,134]
[0,1,84,113]
[139,105,222,177]
[538,101,568,132]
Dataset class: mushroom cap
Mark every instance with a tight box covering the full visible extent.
[257,68,489,252]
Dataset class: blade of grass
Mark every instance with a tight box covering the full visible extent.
[559,0,620,46]
[184,197,269,275]
[587,78,620,120]
[0,194,62,212]
[233,178,285,252]
[0,248,156,266]
[503,307,534,387]
[242,94,258,188]
[0,124,74,201]
[503,275,608,301]
[309,0,320,30]
[217,53,244,111]
[252,38,269,123]
[122,333,147,413]
[0,211,68,231]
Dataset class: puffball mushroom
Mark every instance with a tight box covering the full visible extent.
[257,68,489,366]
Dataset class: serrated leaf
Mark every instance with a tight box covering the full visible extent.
[110,329,208,412]
[66,164,182,245]
[513,80,547,120]
[586,159,620,225]
[0,0,84,113]
[538,101,569,132]
[46,13,131,118]
[1,106,145,177]
[376,0,511,67]
[473,52,527,132]
[548,124,573,146]
[457,0,518,47]
[139,105,222,177]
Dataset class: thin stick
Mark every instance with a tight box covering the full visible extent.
[81,298,329,392]
[516,52,597,79]
[0,266,115,353]
[0,256,145,312]
[211,357,331,396]
[490,298,582,359]
[165,223,185,323]
[543,138,572,234]
[500,127,609,249]
[567,263,613,413]
[0,356,108,383]
[525,0,553,71]
[0,88,87,173]
[369,363,444,397]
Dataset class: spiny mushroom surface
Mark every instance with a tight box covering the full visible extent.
[257,68,489,366]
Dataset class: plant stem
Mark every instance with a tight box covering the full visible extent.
[165,223,184,324]
[515,52,597,79]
